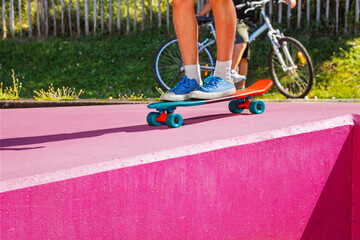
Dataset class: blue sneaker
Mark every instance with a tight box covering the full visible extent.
[160,76,200,101]
[190,75,236,99]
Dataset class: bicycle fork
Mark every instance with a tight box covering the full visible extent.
[268,31,297,73]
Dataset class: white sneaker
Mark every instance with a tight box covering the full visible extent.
[230,69,246,84]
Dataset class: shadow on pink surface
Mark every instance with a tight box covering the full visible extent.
[301,134,352,239]
[0,113,245,149]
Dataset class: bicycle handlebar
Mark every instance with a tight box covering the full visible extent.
[235,0,287,14]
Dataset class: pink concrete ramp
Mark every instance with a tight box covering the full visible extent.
[1,102,360,239]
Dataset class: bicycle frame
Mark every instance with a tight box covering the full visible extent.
[198,2,297,72]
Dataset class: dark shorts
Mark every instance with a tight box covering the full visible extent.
[235,19,250,60]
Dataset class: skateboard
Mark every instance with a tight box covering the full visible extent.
[147,79,273,128]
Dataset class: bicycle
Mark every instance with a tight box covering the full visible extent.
[152,0,314,99]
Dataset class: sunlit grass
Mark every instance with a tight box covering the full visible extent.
[119,92,148,101]
[34,84,84,101]
[308,37,360,99]
[0,70,22,100]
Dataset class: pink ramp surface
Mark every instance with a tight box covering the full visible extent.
[1,102,360,185]
[1,102,360,239]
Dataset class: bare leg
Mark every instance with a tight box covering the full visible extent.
[172,0,198,65]
[231,42,248,70]
[160,0,200,101]
[236,58,248,89]
[210,0,237,61]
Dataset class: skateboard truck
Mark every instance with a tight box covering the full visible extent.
[155,108,176,123]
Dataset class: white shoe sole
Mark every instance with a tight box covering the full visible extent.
[160,93,190,101]
[190,87,236,100]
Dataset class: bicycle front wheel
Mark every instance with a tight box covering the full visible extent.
[152,37,216,91]
[268,37,314,98]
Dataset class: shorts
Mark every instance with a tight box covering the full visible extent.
[235,19,250,60]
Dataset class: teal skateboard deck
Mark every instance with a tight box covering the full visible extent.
[147,79,273,128]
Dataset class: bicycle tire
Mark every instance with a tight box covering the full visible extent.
[152,36,216,91]
[268,37,314,98]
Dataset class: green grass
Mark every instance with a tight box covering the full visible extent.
[0,27,171,99]
[0,70,22,100]
[310,38,360,99]
[33,84,84,101]
[0,26,359,100]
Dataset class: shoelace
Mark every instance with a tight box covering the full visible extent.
[203,76,221,88]
[171,76,190,91]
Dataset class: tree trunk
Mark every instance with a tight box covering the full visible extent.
[52,0,57,36]
[27,0,32,38]
[287,2,291,28]
[336,0,339,33]
[133,0,136,31]
[85,0,89,36]
[166,0,169,30]
[76,0,80,37]
[41,0,45,34]
[117,0,121,31]
[344,0,350,33]
[68,0,72,37]
[269,0,272,19]
[37,0,41,37]
[325,0,329,24]
[109,0,113,33]
[19,0,23,37]
[126,0,129,34]
[45,0,49,38]
[2,0,6,38]
[142,0,144,31]
[93,0,97,34]
[278,2,282,24]
[150,0,152,25]
[10,0,15,37]
[316,0,320,26]
[306,0,310,28]
[100,0,104,31]
[61,0,64,35]
[356,0,359,23]
[158,0,161,28]
[297,0,301,28]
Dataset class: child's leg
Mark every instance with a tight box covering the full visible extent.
[189,0,236,100]
[230,42,247,86]
[210,0,236,61]
[172,0,201,83]
[237,58,248,89]
[231,19,249,70]
[210,0,236,83]
[231,42,247,71]
[239,58,248,76]
[160,0,201,101]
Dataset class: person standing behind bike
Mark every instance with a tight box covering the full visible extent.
[197,0,297,89]
[160,0,237,101]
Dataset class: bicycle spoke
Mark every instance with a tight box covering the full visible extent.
[159,51,182,64]
[295,72,309,88]
[272,38,313,97]
[154,37,215,90]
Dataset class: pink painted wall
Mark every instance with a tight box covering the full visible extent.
[1,124,358,239]
[353,114,360,240]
